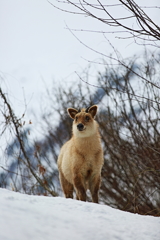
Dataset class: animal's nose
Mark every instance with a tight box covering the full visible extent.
[77,123,84,131]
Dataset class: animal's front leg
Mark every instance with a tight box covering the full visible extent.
[89,175,101,203]
[73,173,86,201]
[59,171,74,199]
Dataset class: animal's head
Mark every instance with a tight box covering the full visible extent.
[67,105,98,138]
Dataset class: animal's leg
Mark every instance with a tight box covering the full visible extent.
[89,175,101,203]
[73,173,86,201]
[59,171,73,199]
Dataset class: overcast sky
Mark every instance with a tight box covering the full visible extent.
[0,0,159,117]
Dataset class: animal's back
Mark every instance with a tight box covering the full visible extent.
[57,138,74,183]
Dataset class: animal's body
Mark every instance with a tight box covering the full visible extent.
[57,105,104,203]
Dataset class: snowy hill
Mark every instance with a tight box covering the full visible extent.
[0,189,159,240]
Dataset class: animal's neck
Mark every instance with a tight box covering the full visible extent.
[73,132,101,153]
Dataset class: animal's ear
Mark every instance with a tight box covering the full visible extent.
[88,105,98,118]
[67,108,78,119]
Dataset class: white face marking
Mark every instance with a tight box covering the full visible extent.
[72,120,97,138]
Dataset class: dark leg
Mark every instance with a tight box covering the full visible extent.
[59,171,73,199]
[89,175,101,203]
[73,173,86,201]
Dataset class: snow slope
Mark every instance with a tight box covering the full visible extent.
[0,188,159,240]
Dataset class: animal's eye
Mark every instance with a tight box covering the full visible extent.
[85,116,90,121]
[75,116,78,121]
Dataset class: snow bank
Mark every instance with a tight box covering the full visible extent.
[0,188,159,240]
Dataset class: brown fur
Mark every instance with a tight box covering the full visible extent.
[57,105,104,203]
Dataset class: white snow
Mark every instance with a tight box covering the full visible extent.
[0,188,159,240]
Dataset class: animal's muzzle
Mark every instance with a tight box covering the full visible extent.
[77,123,84,131]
